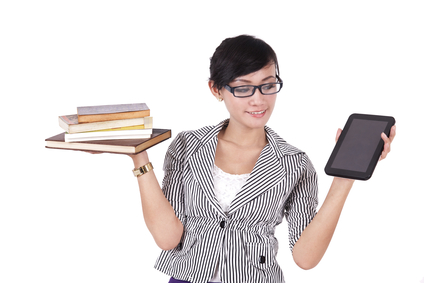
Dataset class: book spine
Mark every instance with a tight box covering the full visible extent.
[65,128,153,139]
[65,133,152,142]
[87,125,146,133]
[78,110,150,123]
[59,116,153,134]
[77,103,148,116]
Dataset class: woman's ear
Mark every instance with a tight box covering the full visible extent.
[208,80,222,101]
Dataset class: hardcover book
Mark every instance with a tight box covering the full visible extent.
[45,128,171,154]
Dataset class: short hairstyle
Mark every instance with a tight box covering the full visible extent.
[209,35,280,90]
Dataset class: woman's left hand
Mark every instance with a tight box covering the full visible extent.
[335,125,396,161]
[379,125,396,161]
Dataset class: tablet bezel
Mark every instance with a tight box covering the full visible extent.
[324,113,395,180]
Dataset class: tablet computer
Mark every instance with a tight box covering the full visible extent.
[325,113,395,180]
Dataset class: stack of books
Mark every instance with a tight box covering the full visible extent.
[45,103,171,154]
[61,103,153,142]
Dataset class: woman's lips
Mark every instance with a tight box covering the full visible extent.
[246,109,266,117]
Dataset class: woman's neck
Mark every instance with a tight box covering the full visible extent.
[218,120,268,149]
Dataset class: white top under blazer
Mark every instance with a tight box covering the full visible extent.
[211,165,249,282]
[154,119,319,283]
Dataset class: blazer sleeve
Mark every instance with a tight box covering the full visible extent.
[284,153,319,252]
[161,132,187,226]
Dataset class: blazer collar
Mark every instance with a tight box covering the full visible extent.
[191,119,228,146]
[188,119,303,216]
[191,119,303,156]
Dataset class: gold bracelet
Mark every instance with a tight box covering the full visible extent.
[132,162,153,177]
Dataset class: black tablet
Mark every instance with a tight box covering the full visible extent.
[325,114,395,180]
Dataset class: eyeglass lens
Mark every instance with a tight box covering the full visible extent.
[233,83,282,97]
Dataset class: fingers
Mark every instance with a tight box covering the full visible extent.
[389,125,396,141]
[379,133,390,160]
[379,125,396,161]
[335,128,342,142]
[87,151,103,154]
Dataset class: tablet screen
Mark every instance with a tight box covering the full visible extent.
[330,119,388,172]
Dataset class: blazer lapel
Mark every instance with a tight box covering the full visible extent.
[228,127,290,214]
[227,143,286,214]
[188,123,227,217]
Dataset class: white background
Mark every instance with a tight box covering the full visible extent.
[1,1,423,282]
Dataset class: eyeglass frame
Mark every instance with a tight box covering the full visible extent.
[224,77,283,98]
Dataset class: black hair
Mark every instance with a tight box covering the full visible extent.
[209,35,280,90]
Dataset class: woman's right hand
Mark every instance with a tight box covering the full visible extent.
[86,150,150,166]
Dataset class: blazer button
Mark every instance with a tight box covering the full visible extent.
[220,220,225,228]
[259,255,266,264]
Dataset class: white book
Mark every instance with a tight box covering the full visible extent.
[64,128,153,142]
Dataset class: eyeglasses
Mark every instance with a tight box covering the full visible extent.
[224,81,283,98]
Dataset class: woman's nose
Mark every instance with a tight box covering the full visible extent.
[249,88,265,104]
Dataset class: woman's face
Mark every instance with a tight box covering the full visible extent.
[211,63,278,131]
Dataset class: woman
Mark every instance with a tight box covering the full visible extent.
[130,35,395,283]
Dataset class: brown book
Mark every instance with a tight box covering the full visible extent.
[77,103,150,123]
[45,128,171,155]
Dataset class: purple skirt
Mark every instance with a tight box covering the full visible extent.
[169,277,220,283]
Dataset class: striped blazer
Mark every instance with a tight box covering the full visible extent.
[155,119,318,283]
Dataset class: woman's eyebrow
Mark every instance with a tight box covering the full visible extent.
[234,75,276,84]
[234,78,251,83]
[261,75,276,82]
